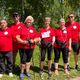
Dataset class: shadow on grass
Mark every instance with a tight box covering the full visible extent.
[30,64,65,74]
[13,65,20,76]
[12,64,80,76]
[30,66,40,73]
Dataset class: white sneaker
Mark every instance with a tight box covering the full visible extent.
[0,74,3,78]
[9,73,13,77]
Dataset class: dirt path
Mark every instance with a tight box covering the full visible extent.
[70,77,80,80]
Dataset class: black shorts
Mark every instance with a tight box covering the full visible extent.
[40,46,53,61]
[77,42,80,54]
[72,42,79,53]
[19,48,34,64]
[54,47,69,63]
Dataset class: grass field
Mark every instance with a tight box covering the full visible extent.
[1,46,80,80]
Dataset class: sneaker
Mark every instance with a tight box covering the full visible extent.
[0,74,3,78]
[19,73,24,80]
[40,69,44,75]
[67,65,70,71]
[48,70,52,75]
[54,70,59,75]
[26,72,30,78]
[64,69,69,75]
[75,65,79,71]
[9,73,13,77]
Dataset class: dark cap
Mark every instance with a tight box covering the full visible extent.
[13,12,19,17]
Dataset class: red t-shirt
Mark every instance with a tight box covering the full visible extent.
[54,27,71,48]
[39,27,55,48]
[66,22,80,42]
[0,28,12,51]
[18,26,37,49]
[10,22,25,42]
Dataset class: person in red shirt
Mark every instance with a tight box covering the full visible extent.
[10,12,25,68]
[39,17,55,75]
[0,19,13,78]
[66,13,80,71]
[16,16,37,80]
[54,18,71,75]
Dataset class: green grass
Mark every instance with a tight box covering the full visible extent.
[1,46,80,80]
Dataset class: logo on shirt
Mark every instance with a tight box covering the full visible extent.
[42,31,50,38]
[63,30,67,33]
[73,26,77,29]
[18,26,21,29]
[4,31,8,35]
[30,29,33,33]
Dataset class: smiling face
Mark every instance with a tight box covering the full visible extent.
[25,16,34,27]
[13,15,20,22]
[25,19,32,27]
[44,17,51,28]
[0,19,7,30]
[59,18,65,29]
[68,14,75,23]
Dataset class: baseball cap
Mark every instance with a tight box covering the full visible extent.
[13,12,19,17]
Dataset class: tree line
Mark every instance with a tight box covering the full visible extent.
[0,0,80,28]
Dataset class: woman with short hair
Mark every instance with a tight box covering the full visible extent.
[16,16,37,80]
[54,18,71,75]
[39,17,55,75]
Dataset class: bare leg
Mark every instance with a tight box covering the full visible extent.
[54,63,59,75]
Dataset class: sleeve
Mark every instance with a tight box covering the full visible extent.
[54,29,57,37]
[78,23,80,32]
[38,28,42,38]
[34,28,42,38]
[78,23,80,39]
[51,28,55,37]
[16,27,22,36]
[9,27,15,41]
[67,30,71,39]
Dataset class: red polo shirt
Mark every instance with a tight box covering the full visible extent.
[0,28,12,51]
[39,27,55,48]
[54,27,71,48]
[18,26,37,49]
[10,22,25,42]
[66,22,80,42]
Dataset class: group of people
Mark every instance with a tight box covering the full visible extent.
[0,12,80,80]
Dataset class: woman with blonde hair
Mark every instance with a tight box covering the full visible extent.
[16,16,38,80]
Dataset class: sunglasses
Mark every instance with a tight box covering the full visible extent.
[13,15,19,18]
[68,16,74,18]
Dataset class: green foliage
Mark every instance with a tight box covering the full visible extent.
[0,0,80,27]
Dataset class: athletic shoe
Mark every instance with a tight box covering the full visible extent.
[9,73,13,77]
[0,74,3,78]
[75,65,79,71]
[54,70,59,75]
[64,69,69,75]
[48,70,52,75]
[19,73,24,80]
[26,72,30,78]
[67,65,70,71]
[40,69,44,75]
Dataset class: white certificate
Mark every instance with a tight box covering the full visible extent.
[42,31,50,38]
